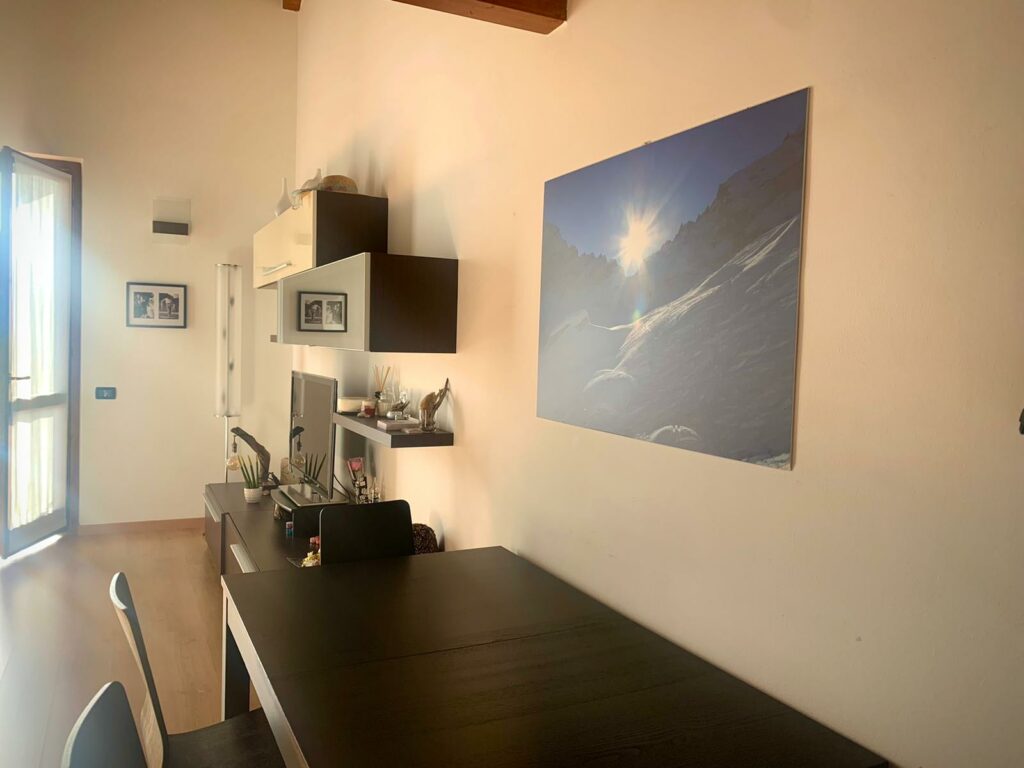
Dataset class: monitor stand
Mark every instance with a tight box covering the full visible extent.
[271,484,339,512]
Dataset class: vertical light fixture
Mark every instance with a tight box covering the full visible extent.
[215,264,242,481]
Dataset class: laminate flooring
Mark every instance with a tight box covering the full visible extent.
[0,530,222,768]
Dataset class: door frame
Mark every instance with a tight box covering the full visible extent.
[0,149,82,556]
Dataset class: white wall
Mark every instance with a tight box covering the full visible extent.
[273,1,1024,766]
[0,0,297,524]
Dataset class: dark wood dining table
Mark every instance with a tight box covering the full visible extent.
[221,546,887,768]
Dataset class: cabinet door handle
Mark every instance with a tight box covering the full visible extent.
[204,495,220,522]
[230,543,257,574]
[262,261,293,276]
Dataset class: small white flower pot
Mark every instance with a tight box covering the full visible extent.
[243,487,262,504]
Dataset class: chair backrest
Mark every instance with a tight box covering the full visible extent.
[109,572,167,768]
[291,504,322,539]
[62,681,148,768]
[319,501,414,565]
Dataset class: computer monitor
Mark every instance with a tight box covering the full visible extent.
[288,371,337,496]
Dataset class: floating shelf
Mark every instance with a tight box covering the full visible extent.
[332,412,454,448]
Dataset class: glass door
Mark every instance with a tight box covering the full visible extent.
[0,148,74,556]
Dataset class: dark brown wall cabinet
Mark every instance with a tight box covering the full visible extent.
[277,252,458,353]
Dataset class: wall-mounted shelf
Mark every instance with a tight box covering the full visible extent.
[333,412,454,448]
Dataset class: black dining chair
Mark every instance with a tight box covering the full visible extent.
[109,572,285,768]
[318,500,414,564]
[290,504,322,539]
[62,681,148,768]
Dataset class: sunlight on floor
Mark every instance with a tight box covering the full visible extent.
[0,533,62,569]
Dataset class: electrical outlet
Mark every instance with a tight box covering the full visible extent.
[95,387,117,400]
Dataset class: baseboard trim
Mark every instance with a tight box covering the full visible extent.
[78,518,204,536]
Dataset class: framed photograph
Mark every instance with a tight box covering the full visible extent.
[298,291,347,332]
[126,282,187,328]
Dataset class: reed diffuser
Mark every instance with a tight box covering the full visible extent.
[373,365,393,416]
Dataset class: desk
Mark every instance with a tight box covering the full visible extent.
[205,482,308,573]
[222,547,887,768]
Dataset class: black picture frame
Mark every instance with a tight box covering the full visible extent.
[298,291,347,332]
[125,282,187,328]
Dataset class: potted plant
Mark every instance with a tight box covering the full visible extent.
[301,453,327,499]
[239,456,262,503]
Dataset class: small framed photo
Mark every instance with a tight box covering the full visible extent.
[126,282,187,328]
[298,292,347,332]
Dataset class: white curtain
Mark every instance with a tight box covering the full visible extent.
[8,156,70,530]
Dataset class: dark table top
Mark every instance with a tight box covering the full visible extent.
[223,546,887,768]
[206,482,308,571]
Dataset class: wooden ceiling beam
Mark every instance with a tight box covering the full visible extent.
[393,0,567,35]
[283,0,301,11]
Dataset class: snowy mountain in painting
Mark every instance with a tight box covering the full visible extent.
[537,92,808,468]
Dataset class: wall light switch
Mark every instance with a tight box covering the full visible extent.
[95,387,117,400]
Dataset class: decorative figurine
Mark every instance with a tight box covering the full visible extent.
[418,378,450,433]
[298,168,322,193]
[274,177,292,217]
[346,457,371,504]
[387,390,410,419]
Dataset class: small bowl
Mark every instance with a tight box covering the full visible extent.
[320,174,358,194]
[338,395,368,414]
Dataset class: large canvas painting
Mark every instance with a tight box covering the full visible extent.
[537,89,809,469]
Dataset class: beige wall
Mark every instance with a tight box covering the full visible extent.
[273,1,1024,766]
[0,0,297,524]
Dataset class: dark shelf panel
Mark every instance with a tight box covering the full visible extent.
[332,412,454,448]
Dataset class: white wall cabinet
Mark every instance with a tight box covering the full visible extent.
[252,191,387,288]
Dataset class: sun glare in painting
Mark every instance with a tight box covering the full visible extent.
[538,88,810,469]
[618,207,659,274]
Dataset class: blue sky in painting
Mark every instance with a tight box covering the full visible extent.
[543,90,808,261]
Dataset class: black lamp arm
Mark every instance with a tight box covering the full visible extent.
[230,426,272,487]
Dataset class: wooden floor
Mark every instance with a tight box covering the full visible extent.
[0,530,223,767]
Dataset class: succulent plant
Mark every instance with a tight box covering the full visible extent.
[238,456,261,490]
[302,453,326,488]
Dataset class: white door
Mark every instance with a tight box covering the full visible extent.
[0,148,75,556]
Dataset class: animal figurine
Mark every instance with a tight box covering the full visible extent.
[418,379,451,432]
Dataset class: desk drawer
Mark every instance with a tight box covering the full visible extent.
[203,494,223,573]
[224,517,257,575]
